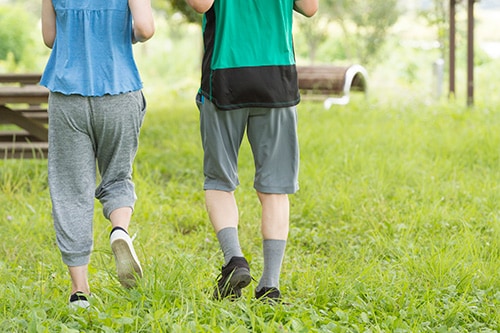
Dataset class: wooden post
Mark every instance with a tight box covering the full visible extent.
[466,0,476,107]
[449,0,456,98]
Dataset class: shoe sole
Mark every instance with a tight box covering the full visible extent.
[69,299,90,310]
[229,267,251,290]
[214,266,251,299]
[111,238,143,288]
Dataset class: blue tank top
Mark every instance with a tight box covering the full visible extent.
[40,0,142,96]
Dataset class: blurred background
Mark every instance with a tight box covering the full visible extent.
[0,0,499,107]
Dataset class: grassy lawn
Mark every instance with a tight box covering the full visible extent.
[1,7,500,331]
[1,89,500,331]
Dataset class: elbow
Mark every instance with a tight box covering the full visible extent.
[42,34,55,49]
[295,1,319,17]
[192,4,211,13]
[302,6,318,17]
[134,24,155,42]
[310,9,319,17]
[187,0,213,14]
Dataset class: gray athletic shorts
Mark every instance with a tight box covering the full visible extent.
[196,93,299,194]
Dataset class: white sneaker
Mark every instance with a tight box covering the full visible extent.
[69,292,90,310]
[110,229,143,288]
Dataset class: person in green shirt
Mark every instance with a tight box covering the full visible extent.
[186,0,318,302]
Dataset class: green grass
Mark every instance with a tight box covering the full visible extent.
[1,6,500,331]
[1,91,500,331]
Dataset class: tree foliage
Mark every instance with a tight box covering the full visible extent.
[320,0,400,65]
[158,0,400,66]
[154,0,201,23]
[418,0,468,61]
[0,5,35,64]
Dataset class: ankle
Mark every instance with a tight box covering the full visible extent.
[110,226,128,236]
[71,288,90,295]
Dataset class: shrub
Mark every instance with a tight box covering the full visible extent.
[0,5,37,70]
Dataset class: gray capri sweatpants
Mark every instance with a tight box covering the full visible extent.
[47,90,146,267]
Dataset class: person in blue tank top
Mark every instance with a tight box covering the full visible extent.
[186,0,318,302]
[41,0,154,309]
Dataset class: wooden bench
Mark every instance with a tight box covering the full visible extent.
[297,64,368,108]
[0,73,49,158]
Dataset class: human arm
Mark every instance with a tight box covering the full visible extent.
[129,0,155,43]
[293,0,319,17]
[41,0,56,48]
[185,0,214,14]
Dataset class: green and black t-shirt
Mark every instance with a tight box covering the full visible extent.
[200,0,300,110]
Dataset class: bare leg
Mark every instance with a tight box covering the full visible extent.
[68,265,90,294]
[109,206,142,288]
[205,190,239,232]
[258,192,289,240]
[206,189,251,299]
[256,192,289,294]
[66,207,133,295]
[110,206,133,232]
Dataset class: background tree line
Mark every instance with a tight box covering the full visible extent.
[1,0,454,71]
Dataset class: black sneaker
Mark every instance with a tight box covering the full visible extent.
[255,287,281,304]
[213,256,251,300]
[69,291,90,310]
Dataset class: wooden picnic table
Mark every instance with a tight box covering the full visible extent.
[0,74,49,159]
